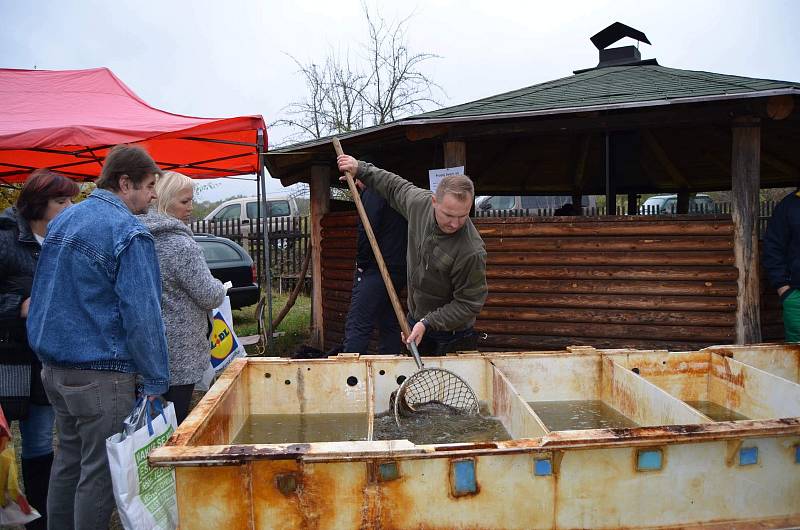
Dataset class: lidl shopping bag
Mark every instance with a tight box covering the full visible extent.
[209,295,246,373]
[106,398,178,530]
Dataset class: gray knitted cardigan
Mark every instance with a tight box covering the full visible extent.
[139,210,226,386]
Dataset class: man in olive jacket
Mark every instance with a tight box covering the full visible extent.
[337,154,487,355]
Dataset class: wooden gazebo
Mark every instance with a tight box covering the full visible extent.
[265,26,800,353]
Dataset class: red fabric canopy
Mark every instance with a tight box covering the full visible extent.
[0,67,267,183]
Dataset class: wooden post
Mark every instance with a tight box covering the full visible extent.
[627,193,638,215]
[444,140,470,214]
[573,135,591,216]
[444,140,466,169]
[309,164,330,349]
[605,132,615,215]
[731,117,762,344]
[677,190,690,214]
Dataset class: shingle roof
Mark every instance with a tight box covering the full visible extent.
[267,64,800,154]
[412,65,800,120]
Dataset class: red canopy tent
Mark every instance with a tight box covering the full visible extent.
[0,67,280,345]
[0,67,266,182]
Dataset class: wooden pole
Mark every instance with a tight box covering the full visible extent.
[731,116,762,344]
[605,132,615,215]
[444,140,470,216]
[627,193,638,215]
[309,164,330,349]
[572,135,591,216]
[332,138,413,344]
[444,140,466,168]
[677,190,690,214]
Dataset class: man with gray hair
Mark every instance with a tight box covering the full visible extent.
[337,154,487,355]
[27,144,169,530]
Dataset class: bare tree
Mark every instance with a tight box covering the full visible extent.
[361,4,442,125]
[271,2,443,146]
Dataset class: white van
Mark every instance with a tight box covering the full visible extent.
[639,194,715,214]
[203,195,300,237]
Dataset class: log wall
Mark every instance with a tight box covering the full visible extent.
[320,211,783,352]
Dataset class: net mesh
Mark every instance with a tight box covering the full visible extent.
[393,368,479,424]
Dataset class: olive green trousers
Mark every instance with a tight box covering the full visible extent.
[782,289,800,343]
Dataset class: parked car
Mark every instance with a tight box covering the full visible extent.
[203,195,300,238]
[194,233,259,310]
[476,195,595,211]
[639,193,715,214]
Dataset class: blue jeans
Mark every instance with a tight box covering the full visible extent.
[18,403,55,459]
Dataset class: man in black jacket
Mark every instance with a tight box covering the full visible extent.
[763,190,800,342]
[342,182,407,355]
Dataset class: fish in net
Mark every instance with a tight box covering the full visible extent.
[392,360,479,426]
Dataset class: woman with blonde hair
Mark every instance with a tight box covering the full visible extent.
[139,171,226,423]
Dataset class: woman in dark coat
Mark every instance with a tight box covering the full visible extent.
[0,169,78,529]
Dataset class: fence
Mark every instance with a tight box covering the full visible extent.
[474,201,778,237]
[190,217,311,289]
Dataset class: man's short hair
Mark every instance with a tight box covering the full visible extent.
[95,145,161,191]
[435,174,474,203]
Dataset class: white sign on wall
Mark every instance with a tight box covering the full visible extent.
[428,166,465,194]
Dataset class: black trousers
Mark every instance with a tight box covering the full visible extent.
[343,268,405,355]
[409,317,478,356]
[164,383,195,425]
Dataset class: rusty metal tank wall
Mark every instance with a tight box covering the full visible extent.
[150,346,800,529]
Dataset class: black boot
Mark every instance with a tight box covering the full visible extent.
[21,452,53,530]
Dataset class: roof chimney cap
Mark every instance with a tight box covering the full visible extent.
[572,22,657,73]
[591,22,651,50]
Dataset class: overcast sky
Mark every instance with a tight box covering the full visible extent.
[3,0,798,201]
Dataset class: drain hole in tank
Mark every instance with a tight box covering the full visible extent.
[379,369,386,375]
[396,375,407,385]
[632,367,640,374]
[265,373,271,378]
[284,379,291,385]
[347,376,358,387]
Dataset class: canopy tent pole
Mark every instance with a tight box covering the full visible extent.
[258,130,275,352]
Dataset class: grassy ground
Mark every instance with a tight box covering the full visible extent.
[232,289,311,358]
[6,289,311,529]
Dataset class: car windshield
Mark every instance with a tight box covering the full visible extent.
[246,200,291,218]
[215,204,241,220]
[197,240,241,262]
[480,196,516,209]
[643,197,667,207]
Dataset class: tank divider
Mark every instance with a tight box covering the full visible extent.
[710,354,800,419]
[367,359,376,441]
[490,362,550,438]
[602,357,711,426]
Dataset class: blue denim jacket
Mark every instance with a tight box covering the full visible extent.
[27,189,169,395]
